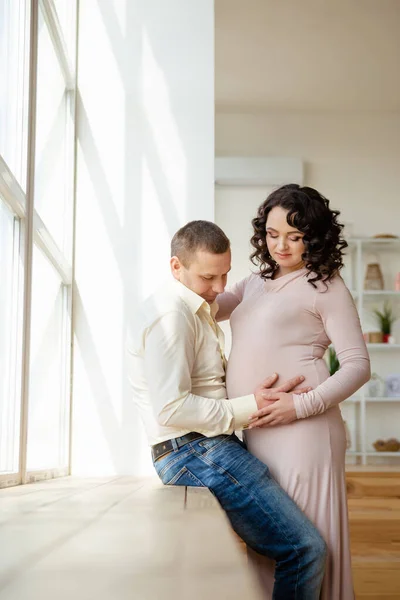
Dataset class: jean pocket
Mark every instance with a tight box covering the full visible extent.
[155,447,194,481]
[165,466,205,487]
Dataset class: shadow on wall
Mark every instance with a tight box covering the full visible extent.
[73,0,212,474]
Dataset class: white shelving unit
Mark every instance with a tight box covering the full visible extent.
[342,238,400,465]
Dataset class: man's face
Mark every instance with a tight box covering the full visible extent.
[171,249,231,304]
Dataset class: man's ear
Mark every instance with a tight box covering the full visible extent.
[170,256,182,280]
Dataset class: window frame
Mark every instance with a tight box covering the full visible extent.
[0,0,77,488]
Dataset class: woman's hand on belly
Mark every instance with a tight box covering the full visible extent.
[249,386,312,428]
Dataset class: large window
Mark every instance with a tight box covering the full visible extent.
[0,0,77,487]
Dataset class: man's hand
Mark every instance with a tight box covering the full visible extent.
[252,374,312,428]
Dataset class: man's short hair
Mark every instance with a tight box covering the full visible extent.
[171,220,230,266]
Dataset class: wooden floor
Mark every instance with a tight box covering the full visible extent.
[0,471,399,599]
[347,468,400,599]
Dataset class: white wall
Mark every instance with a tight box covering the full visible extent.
[72,0,214,476]
[216,112,400,237]
[215,111,400,340]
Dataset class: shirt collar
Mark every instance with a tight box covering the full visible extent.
[173,280,218,316]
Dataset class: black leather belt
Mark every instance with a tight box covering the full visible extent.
[151,432,204,462]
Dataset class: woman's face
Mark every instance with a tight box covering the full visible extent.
[265,206,306,274]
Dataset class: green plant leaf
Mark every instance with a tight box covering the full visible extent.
[373,301,397,334]
[328,346,340,376]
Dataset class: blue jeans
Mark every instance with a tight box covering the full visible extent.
[153,433,326,600]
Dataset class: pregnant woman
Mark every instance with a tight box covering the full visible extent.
[217,184,370,599]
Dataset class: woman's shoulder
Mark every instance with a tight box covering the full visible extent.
[247,271,264,284]
[231,271,265,302]
[245,271,266,291]
[233,271,263,290]
[312,274,355,314]
[313,273,349,294]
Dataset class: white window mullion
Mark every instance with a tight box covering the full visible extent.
[0,206,23,483]
[65,89,76,254]
[59,284,72,469]
[0,154,26,219]
[33,211,72,285]
[19,0,39,485]
[18,0,31,188]
[9,217,24,473]
[39,0,75,90]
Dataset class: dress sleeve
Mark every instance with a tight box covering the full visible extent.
[293,277,371,419]
[216,274,253,322]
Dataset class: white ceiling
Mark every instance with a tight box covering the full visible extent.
[215,0,400,112]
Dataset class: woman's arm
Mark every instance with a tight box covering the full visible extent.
[293,277,371,419]
[248,276,371,428]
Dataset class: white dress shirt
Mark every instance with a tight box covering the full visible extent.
[127,279,257,445]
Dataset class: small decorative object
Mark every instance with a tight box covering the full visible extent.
[369,331,384,343]
[373,301,397,343]
[385,374,400,398]
[364,263,384,290]
[372,233,399,239]
[368,373,384,397]
[395,273,400,291]
[373,438,400,452]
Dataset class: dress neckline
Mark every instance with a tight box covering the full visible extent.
[266,267,309,288]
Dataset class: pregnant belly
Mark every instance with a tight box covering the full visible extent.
[226,346,328,398]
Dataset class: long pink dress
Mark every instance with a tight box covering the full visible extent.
[217,268,370,600]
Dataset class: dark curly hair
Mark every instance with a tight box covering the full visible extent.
[250,184,348,287]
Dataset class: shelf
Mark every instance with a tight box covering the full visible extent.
[345,451,400,457]
[366,452,400,457]
[363,290,400,296]
[365,397,400,402]
[367,343,400,350]
[350,290,400,301]
[341,238,400,465]
[348,238,400,246]
[328,343,400,350]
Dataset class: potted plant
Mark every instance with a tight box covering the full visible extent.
[373,302,397,343]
